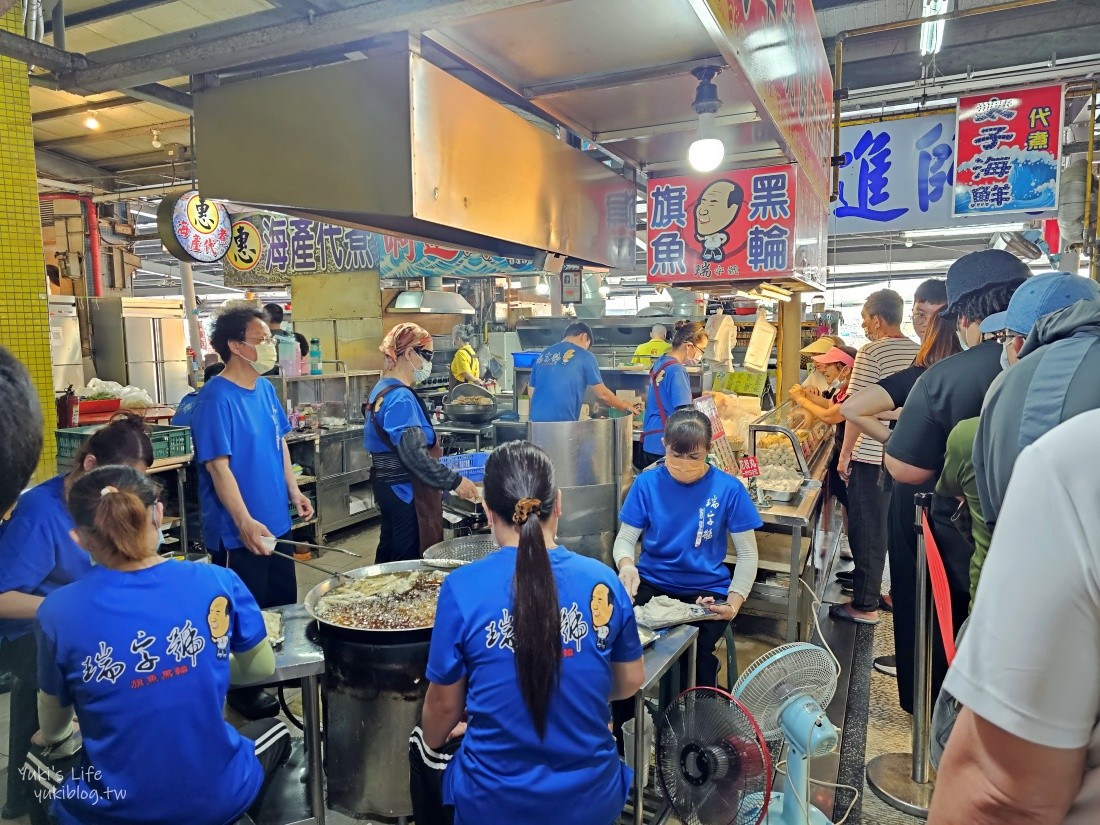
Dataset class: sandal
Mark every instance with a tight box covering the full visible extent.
[829,603,880,626]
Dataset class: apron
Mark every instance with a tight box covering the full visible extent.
[370,384,445,554]
[641,360,677,442]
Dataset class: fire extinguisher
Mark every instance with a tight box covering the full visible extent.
[56,385,79,428]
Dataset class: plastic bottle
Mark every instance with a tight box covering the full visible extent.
[309,338,322,375]
[278,335,300,376]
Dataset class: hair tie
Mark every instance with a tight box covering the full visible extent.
[513,498,542,525]
[100,486,119,497]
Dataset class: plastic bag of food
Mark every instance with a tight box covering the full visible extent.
[119,386,155,409]
[81,378,124,399]
[708,392,751,452]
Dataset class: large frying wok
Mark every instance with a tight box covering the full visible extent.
[443,383,497,425]
[302,559,445,644]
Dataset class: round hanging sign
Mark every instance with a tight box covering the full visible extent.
[156,190,232,263]
[226,219,262,272]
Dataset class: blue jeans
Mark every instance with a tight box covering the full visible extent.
[846,461,890,611]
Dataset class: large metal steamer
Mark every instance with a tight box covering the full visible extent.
[302,560,438,820]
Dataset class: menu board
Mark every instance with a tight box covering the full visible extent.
[712,370,769,397]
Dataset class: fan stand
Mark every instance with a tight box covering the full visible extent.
[759,744,832,825]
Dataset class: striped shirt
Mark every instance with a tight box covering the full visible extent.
[847,336,920,465]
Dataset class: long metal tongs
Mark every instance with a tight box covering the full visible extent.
[269,537,361,559]
[260,536,349,581]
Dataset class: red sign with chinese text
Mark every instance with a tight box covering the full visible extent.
[703,0,833,204]
[954,84,1063,216]
[646,165,798,284]
[739,455,761,478]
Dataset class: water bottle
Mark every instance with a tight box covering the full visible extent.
[309,338,322,375]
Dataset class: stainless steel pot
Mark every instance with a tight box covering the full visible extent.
[442,401,497,424]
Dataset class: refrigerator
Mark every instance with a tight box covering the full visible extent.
[90,298,190,406]
[48,297,84,393]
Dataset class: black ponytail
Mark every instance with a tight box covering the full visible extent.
[483,441,560,737]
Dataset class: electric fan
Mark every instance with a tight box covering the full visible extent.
[733,642,840,825]
[655,686,772,825]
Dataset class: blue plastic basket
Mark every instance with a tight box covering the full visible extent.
[512,351,540,369]
[440,451,491,482]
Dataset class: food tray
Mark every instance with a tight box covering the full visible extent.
[440,451,491,482]
[56,423,193,461]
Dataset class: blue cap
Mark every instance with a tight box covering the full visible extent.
[978,272,1100,335]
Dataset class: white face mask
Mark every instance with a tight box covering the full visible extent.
[955,320,972,352]
[244,340,278,374]
[412,355,433,385]
[999,345,1011,371]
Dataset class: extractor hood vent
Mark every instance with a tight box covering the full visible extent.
[388,289,475,315]
[193,52,634,269]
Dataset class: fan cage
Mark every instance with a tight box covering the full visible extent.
[732,643,838,739]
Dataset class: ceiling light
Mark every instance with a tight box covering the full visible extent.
[920,0,949,56]
[598,284,610,297]
[509,279,522,289]
[757,283,791,299]
[905,239,914,248]
[151,129,162,149]
[688,66,725,173]
[83,111,100,130]
[536,279,550,296]
[903,222,1027,239]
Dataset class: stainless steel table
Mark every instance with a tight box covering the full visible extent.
[237,604,325,825]
[631,625,699,825]
[435,421,494,452]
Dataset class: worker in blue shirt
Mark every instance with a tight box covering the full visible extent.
[170,362,225,428]
[0,347,43,518]
[528,322,638,422]
[420,440,645,825]
[616,409,762,687]
[31,465,290,825]
[189,307,313,720]
[366,323,479,563]
[640,321,709,467]
[0,414,152,820]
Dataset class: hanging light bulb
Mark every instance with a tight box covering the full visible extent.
[150,129,162,149]
[598,283,610,297]
[83,111,100,130]
[687,66,725,173]
[536,278,550,296]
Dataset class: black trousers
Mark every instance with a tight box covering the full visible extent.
[888,484,970,714]
[210,532,297,609]
[374,480,420,564]
[2,632,38,815]
[846,461,891,611]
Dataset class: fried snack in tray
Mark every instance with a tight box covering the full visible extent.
[452,395,493,406]
[315,570,449,630]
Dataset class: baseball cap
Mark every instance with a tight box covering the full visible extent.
[942,249,1032,316]
[979,271,1100,335]
[810,347,855,368]
[800,336,838,356]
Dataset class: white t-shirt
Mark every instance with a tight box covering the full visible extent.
[845,336,919,465]
[944,408,1100,824]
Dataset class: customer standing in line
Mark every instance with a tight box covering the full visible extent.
[190,307,314,719]
[421,441,644,825]
[830,290,919,626]
[884,249,1029,714]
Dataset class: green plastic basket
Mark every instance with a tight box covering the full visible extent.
[55,424,193,462]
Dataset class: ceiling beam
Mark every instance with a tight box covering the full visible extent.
[126,83,193,113]
[0,29,85,74]
[32,94,142,122]
[35,147,115,184]
[44,0,178,34]
[61,0,554,94]
[38,118,191,149]
[524,57,726,99]
[594,110,760,144]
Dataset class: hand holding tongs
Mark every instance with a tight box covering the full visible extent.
[265,537,361,559]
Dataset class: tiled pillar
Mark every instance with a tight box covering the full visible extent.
[0,8,56,480]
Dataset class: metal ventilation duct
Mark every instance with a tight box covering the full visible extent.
[193,52,635,269]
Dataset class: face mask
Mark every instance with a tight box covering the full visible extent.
[154,508,165,552]
[956,323,971,352]
[666,455,709,484]
[412,355,433,385]
[245,340,278,374]
[999,346,1011,371]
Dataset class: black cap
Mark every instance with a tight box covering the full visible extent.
[942,250,1031,315]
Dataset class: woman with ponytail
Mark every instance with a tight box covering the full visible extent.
[420,441,644,825]
[30,465,290,824]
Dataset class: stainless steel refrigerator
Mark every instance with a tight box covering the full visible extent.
[90,298,190,405]
[49,297,84,393]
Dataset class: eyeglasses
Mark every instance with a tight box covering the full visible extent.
[244,336,275,346]
[413,347,434,362]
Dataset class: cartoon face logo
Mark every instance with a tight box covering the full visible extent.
[590,583,614,650]
[562,348,576,364]
[208,596,231,640]
[694,180,745,263]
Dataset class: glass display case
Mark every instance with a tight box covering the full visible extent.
[748,399,833,489]
[268,370,381,428]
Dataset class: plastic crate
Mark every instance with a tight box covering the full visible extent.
[55,423,193,463]
[440,451,491,483]
[511,351,540,369]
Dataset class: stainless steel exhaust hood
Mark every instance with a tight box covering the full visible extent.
[388,289,475,315]
[193,52,635,269]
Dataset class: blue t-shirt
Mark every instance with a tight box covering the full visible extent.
[363,378,437,504]
[0,475,92,642]
[428,545,642,825]
[620,465,762,596]
[528,342,604,422]
[36,561,268,825]
[642,355,692,454]
[170,390,200,428]
[190,376,291,550]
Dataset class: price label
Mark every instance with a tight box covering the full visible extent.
[739,456,761,478]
